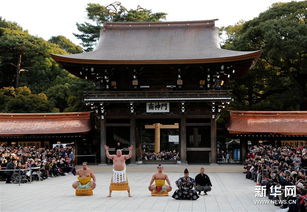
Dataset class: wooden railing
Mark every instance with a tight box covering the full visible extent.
[84,90,232,101]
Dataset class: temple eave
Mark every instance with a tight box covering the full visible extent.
[51,51,261,65]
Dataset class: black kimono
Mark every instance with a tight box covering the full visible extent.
[172,176,199,200]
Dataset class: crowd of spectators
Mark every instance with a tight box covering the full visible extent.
[244,144,307,211]
[142,150,180,161]
[0,144,75,183]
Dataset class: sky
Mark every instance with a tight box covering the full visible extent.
[0,0,301,45]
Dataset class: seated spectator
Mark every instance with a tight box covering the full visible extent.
[142,150,180,161]
[0,144,76,183]
[244,144,307,210]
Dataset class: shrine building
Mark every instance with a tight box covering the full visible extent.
[52,20,261,163]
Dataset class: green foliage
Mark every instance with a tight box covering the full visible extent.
[222,1,307,111]
[74,1,167,51]
[63,80,95,112]
[0,19,67,88]
[220,20,245,48]
[0,87,53,112]
[0,18,94,113]
[45,79,94,112]
[0,17,22,31]
[49,35,83,54]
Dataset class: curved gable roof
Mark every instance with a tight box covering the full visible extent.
[52,20,261,65]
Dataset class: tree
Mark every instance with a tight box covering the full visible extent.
[49,35,83,54]
[220,20,245,49]
[0,17,22,31]
[74,1,167,51]
[0,86,53,112]
[0,18,67,88]
[222,1,307,111]
[0,18,94,113]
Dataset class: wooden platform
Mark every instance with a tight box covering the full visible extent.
[75,188,93,196]
[151,191,169,196]
[110,182,129,191]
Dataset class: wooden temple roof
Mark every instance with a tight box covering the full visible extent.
[51,20,261,65]
[0,112,91,136]
[228,111,307,135]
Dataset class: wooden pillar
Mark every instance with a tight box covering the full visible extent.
[100,118,106,163]
[145,123,179,153]
[154,123,161,153]
[240,139,248,163]
[130,119,136,163]
[180,117,187,163]
[210,118,217,163]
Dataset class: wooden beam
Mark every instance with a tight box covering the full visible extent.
[104,114,211,119]
[130,119,136,163]
[145,123,179,129]
[210,118,217,163]
[100,118,106,163]
[240,139,247,163]
[180,117,187,163]
[186,123,211,127]
[155,123,161,153]
[106,123,131,127]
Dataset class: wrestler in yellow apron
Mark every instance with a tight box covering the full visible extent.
[75,176,93,196]
[78,177,91,189]
[154,179,166,192]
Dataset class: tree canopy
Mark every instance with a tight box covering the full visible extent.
[222,1,307,111]
[0,86,53,113]
[74,1,167,51]
[49,35,83,54]
[0,17,94,113]
[0,17,67,88]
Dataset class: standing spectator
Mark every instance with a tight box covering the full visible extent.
[69,150,75,166]
[5,159,16,183]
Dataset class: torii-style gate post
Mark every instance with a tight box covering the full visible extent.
[145,123,179,153]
